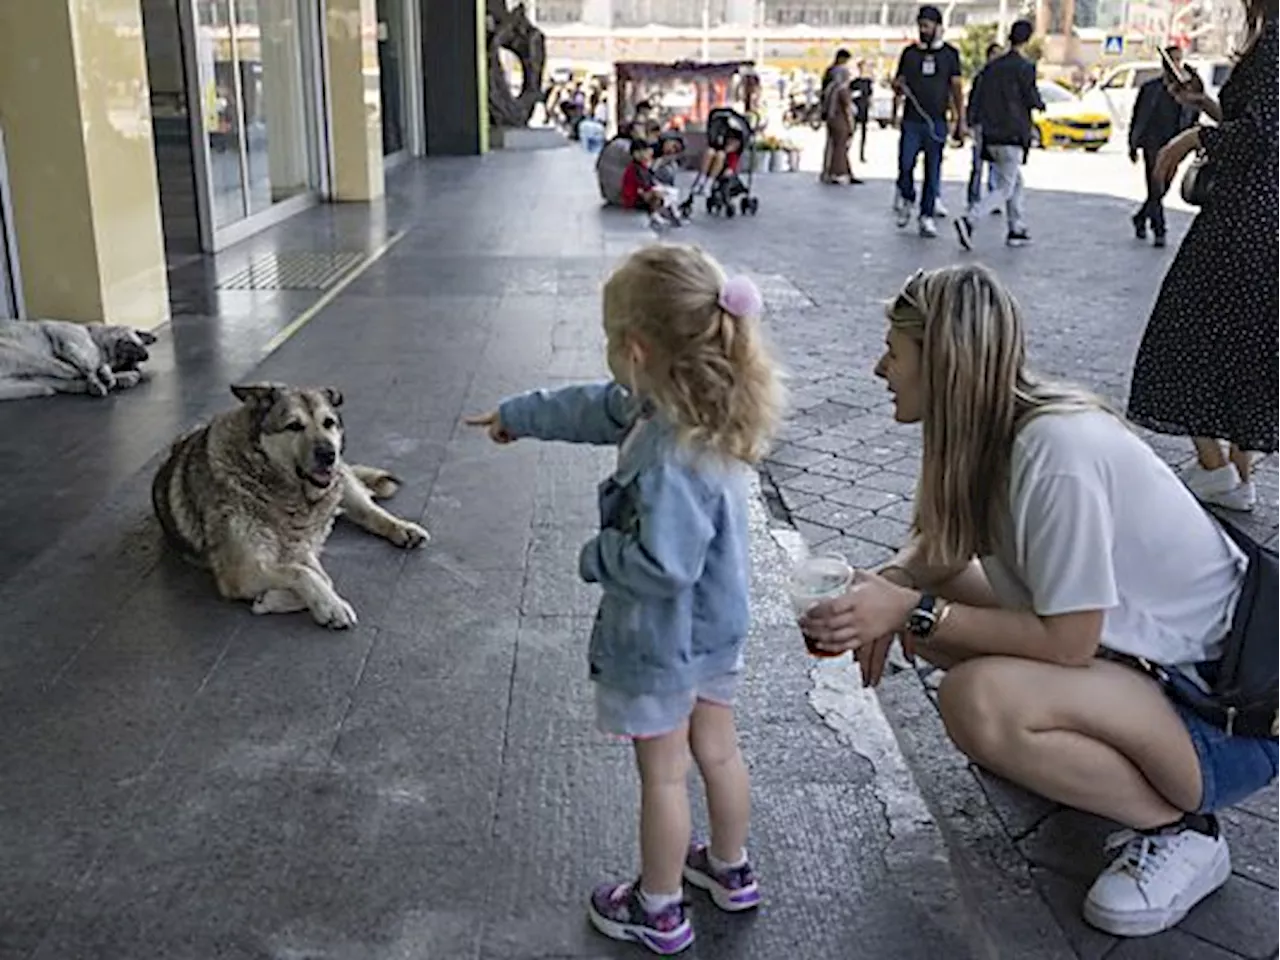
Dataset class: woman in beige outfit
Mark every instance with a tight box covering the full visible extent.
[821,64,857,184]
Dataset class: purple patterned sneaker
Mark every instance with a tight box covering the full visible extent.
[587,880,694,955]
[683,843,761,912]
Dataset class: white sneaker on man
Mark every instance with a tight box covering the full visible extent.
[894,194,912,228]
[918,216,938,238]
[1180,462,1256,511]
[934,198,949,218]
[1084,825,1231,937]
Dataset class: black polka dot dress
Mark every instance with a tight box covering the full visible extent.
[1127,14,1279,454]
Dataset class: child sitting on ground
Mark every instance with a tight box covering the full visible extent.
[620,139,682,229]
[466,245,784,955]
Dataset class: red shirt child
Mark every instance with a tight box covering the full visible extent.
[620,141,659,209]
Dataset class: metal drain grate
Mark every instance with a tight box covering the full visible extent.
[216,251,366,291]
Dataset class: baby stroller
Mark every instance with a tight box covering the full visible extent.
[679,108,759,219]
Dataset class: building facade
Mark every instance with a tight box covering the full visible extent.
[0,0,489,330]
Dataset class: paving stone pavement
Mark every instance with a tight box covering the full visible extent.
[717,159,1279,959]
[1,145,1274,960]
[0,150,986,960]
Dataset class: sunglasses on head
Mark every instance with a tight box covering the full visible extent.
[889,269,928,317]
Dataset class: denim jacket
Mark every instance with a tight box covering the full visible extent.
[499,382,751,695]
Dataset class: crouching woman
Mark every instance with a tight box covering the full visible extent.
[801,264,1278,938]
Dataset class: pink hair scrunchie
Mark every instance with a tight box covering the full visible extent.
[717,275,763,319]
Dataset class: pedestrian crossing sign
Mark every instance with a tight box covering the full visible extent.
[1104,35,1125,55]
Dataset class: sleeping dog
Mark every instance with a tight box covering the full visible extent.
[0,318,156,401]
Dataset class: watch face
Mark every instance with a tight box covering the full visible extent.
[908,609,938,637]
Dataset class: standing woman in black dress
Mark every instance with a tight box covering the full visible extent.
[1127,0,1278,512]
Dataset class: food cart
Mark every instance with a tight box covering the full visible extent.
[613,60,759,168]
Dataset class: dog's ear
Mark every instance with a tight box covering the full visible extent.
[231,383,281,407]
[137,330,159,346]
[323,387,344,409]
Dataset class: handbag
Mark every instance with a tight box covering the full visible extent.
[1180,150,1216,207]
[1101,515,1278,739]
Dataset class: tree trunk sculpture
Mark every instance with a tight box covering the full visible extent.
[486,0,546,128]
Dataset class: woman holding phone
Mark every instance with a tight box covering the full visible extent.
[1127,0,1278,510]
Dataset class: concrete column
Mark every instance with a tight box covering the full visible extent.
[0,0,169,330]
[419,0,488,156]
[326,0,385,200]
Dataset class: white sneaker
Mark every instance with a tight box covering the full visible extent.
[1083,826,1231,937]
[894,193,912,228]
[919,216,938,238]
[1181,462,1241,499]
[934,199,949,218]
[1205,479,1257,512]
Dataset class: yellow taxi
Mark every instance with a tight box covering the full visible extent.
[1033,81,1112,152]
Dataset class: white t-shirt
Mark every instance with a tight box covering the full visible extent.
[980,410,1247,668]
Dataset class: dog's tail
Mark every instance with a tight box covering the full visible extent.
[349,464,401,499]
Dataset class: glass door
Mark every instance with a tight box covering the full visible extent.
[377,0,410,165]
[190,0,321,249]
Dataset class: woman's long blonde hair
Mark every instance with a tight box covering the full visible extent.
[888,264,1115,568]
[603,244,783,463]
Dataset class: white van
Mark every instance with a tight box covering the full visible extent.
[1081,57,1232,130]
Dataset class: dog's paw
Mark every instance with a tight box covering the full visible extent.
[366,471,401,499]
[311,594,358,630]
[252,589,307,615]
[392,521,429,549]
[114,370,142,390]
[90,365,117,396]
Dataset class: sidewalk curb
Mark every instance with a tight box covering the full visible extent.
[751,488,995,958]
[877,669,1082,960]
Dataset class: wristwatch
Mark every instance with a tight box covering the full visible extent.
[906,593,948,640]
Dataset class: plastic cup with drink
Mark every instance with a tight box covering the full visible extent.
[788,553,854,658]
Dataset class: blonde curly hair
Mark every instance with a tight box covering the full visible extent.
[603,244,784,464]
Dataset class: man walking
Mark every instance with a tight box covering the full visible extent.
[892,5,965,238]
[852,60,875,163]
[954,20,1044,249]
[966,42,1003,210]
[1128,46,1199,248]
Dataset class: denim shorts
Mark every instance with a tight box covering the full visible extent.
[595,670,741,740]
[1169,686,1279,813]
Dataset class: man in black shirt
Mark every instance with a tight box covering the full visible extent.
[966,42,1003,208]
[954,20,1044,249]
[1128,47,1199,247]
[892,5,965,237]
[852,60,875,163]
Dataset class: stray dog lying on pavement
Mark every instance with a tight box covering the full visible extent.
[0,318,156,401]
[151,383,429,628]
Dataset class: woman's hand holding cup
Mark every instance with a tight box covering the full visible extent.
[799,569,921,686]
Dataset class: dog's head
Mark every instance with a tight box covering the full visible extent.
[231,383,345,491]
[88,325,158,372]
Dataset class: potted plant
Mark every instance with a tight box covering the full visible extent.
[758,134,783,172]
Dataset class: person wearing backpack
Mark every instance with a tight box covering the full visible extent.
[801,264,1278,940]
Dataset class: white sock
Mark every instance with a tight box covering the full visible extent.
[708,848,748,872]
[638,887,683,913]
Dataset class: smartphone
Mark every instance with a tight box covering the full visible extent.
[1157,46,1191,85]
